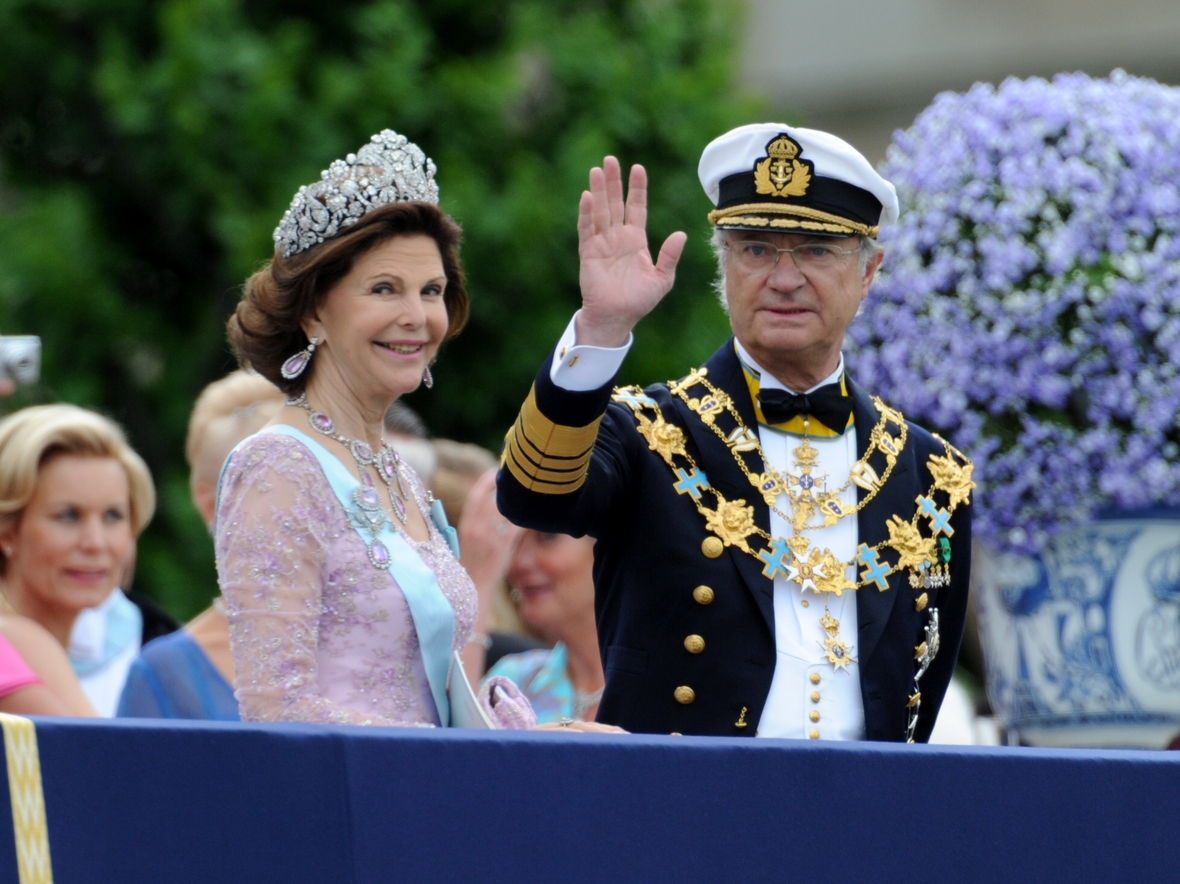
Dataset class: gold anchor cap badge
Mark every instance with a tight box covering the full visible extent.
[753,134,813,199]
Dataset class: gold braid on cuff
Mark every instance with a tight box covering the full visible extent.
[707,203,878,238]
[502,385,601,495]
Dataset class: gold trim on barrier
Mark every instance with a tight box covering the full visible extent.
[0,712,53,884]
[707,203,878,237]
[502,385,602,495]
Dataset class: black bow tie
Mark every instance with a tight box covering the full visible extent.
[757,382,853,433]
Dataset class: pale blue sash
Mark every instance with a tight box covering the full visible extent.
[235,425,455,725]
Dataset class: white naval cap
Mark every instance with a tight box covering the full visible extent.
[698,123,899,237]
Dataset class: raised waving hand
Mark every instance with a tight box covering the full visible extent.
[575,157,687,347]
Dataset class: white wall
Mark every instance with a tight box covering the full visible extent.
[741,0,1180,162]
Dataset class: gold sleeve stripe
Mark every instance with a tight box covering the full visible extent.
[1,712,54,884]
[513,420,594,471]
[504,446,589,493]
[502,385,602,495]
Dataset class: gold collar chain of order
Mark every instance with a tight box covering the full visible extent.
[614,378,866,595]
[667,371,907,524]
[660,370,896,592]
[612,368,975,601]
[664,370,907,588]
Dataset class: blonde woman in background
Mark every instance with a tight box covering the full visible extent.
[0,405,156,715]
[118,371,284,720]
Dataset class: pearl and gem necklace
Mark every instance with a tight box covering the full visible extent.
[288,393,413,569]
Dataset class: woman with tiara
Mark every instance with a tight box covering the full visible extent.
[215,132,558,729]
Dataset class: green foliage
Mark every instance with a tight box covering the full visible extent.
[0,0,763,619]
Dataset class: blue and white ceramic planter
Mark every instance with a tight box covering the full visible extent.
[974,511,1180,748]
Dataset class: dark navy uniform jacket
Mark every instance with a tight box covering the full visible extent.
[497,339,970,741]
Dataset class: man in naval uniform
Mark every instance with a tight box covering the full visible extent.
[497,124,974,742]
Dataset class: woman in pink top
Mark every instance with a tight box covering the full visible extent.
[0,614,95,716]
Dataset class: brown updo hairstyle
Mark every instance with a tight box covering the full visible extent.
[228,201,469,395]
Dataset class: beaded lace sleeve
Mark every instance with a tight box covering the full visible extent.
[215,435,408,726]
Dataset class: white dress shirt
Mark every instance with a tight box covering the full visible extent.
[733,341,865,741]
[550,313,865,740]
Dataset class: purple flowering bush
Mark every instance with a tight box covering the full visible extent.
[846,71,1180,554]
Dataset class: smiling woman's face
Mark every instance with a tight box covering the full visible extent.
[304,234,450,404]
[1,454,134,622]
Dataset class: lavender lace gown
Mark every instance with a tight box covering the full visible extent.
[214,431,477,726]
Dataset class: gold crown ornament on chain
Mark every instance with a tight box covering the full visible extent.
[273,130,439,258]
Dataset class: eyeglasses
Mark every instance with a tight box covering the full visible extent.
[724,239,858,273]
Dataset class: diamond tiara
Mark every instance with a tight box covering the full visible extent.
[273,129,440,258]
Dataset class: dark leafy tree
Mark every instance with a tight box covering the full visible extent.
[0,0,762,617]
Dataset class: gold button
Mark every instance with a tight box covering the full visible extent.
[810,691,820,703]
[809,729,820,739]
[559,347,568,358]
[809,710,820,723]
[800,599,809,608]
[810,673,821,685]
[915,592,928,612]
[701,537,724,558]
[674,686,696,705]
[693,585,715,605]
[670,732,682,736]
[568,355,579,367]
[684,634,705,654]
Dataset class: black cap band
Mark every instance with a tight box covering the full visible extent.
[716,172,883,229]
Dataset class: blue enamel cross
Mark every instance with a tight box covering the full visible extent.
[917,495,954,536]
[674,468,709,500]
[614,389,657,409]
[757,537,792,580]
[857,544,893,590]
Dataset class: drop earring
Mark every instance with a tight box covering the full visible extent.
[423,366,434,389]
[281,336,319,380]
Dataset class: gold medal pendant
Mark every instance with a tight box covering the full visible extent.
[786,546,827,593]
[819,609,856,673]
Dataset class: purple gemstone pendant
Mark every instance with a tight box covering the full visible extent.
[378,451,397,481]
[391,493,408,524]
[368,540,391,569]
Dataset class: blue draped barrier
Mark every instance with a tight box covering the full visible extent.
[2,717,1178,883]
